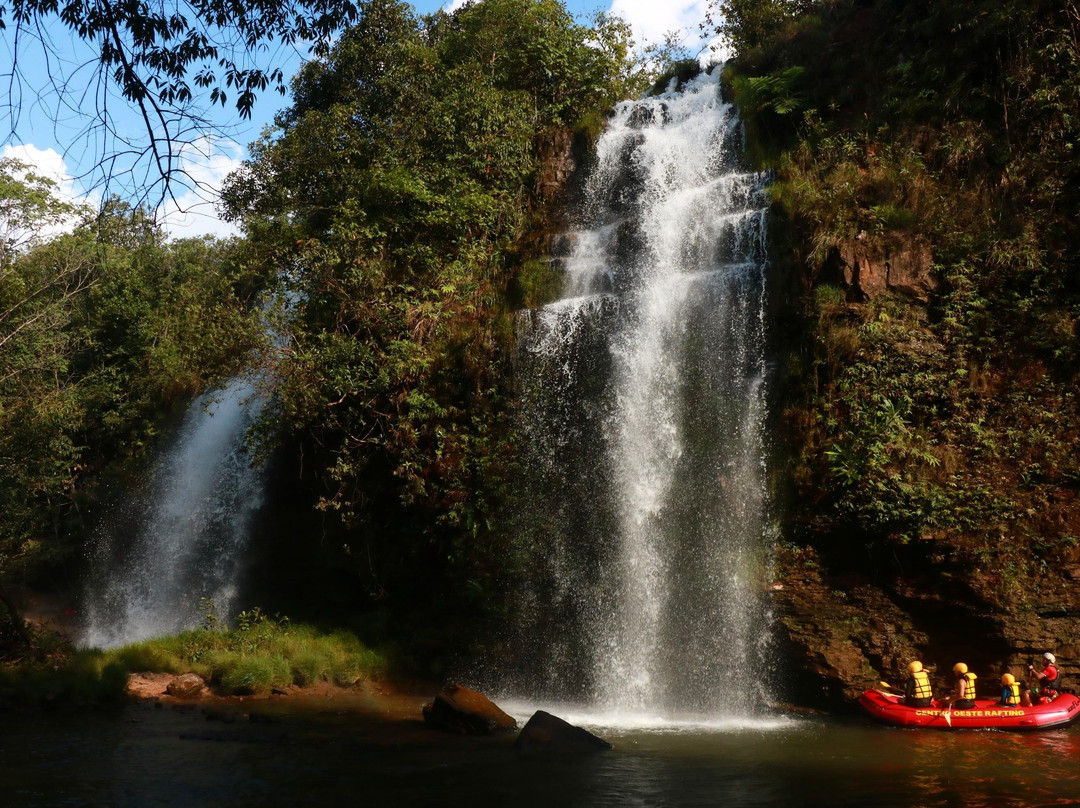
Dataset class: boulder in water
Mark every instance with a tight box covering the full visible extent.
[422,684,517,735]
[513,710,612,754]
[165,673,206,700]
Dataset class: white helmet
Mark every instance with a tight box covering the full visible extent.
[1044,652,1056,664]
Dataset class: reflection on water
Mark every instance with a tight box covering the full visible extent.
[2,702,1080,807]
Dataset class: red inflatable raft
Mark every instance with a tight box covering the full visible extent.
[859,689,1080,730]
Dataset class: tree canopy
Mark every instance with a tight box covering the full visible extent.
[222,0,639,611]
[0,159,261,648]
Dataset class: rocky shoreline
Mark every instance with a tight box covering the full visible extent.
[124,674,614,753]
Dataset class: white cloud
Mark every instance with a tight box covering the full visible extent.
[443,0,472,12]
[156,136,245,241]
[608,0,711,51]
[3,139,244,242]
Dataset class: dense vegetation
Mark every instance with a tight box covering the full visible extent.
[0,0,645,676]
[221,0,642,638]
[0,158,262,650]
[0,609,384,704]
[10,0,1078,704]
[714,0,1080,695]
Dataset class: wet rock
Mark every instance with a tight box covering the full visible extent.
[551,233,579,258]
[627,105,656,129]
[513,710,612,754]
[770,544,934,707]
[421,684,517,735]
[165,673,206,700]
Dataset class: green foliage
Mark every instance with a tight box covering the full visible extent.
[510,257,562,309]
[732,66,806,115]
[0,649,129,706]
[0,158,88,261]
[646,59,704,97]
[769,124,940,266]
[222,0,640,611]
[708,0,819,56]
[0,615,385,704]
[106,614,387,695]
[0,168,262,649]
[746,1,1080,600]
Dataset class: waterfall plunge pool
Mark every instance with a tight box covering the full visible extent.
[3,699,1079,807]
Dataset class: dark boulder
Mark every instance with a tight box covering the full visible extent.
[513,710,612,754]
[422,684,517,735]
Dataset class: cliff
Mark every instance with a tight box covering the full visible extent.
[720,0,1080,708]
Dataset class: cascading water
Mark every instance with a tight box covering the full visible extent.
[514,67,774,720]
[80,375,267,648]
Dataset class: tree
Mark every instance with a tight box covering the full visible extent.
[705,0,819,56]
[0,158,86,265]
[221,0,637,608]
[1,0,366,205]
[0,164,261,651]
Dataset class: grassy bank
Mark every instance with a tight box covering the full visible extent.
[0,611,387,706]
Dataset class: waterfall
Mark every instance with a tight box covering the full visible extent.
[515,68,774,719]
[80,375,267,648]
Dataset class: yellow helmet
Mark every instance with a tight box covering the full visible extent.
[1002,673,1015,685]
[908,661,923,674]
[953,662,968,674]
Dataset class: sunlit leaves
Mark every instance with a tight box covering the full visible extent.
[226,0,638,601]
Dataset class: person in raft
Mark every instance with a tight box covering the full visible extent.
[1028,652,1059,702]
[904,660,933,708]
[999,673,1021,707]
[949,662,977,709]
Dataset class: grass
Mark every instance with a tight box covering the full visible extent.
[0,610,387,705]
[0,651,130,706]
[109,612,387,696]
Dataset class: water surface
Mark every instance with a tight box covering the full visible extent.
[4,700,1079,807]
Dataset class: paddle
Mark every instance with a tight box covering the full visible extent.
[875,681,907,702]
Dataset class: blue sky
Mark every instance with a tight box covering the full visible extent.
[1,0,714,238]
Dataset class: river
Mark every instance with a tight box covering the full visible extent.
[3,697,1079,807]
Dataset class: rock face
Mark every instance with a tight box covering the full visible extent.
[513,710,612,754]
[535,129,576,204]
[770,542,1080,711]
[421,684,517,735]
[835,232,937,302]
[165,673,206,699]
